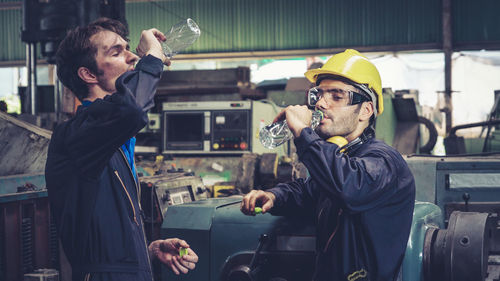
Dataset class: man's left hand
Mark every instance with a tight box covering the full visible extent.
[149,238,199,275]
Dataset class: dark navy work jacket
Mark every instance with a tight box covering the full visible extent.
[45,55,163,281]
[268,127,416,281]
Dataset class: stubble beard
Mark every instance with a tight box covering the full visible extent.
[316,114,358,139]
[96,73,117,94]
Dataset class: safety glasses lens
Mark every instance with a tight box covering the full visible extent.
[308,87,320,107]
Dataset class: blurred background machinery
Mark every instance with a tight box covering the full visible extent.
[135,67,276,156]
[444,90,500,155]
[0,111,57,281]
[159,100,278,155]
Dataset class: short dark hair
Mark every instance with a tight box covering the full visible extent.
[56,18,129,101]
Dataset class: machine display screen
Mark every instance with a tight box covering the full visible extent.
[166,113,203,142]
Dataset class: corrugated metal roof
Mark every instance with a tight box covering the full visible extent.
[0,8,25,62]
[453,0,500,45]
[0,0,497,63]
[126,0,442,54]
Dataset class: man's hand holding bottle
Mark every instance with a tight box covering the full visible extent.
[136,28,171,66]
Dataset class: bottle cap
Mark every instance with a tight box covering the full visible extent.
[315,110,324,120]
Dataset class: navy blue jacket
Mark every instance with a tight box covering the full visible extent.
[268,127,415,281]
[45,55,163,281]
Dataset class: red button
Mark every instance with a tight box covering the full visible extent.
[240,142,247,150]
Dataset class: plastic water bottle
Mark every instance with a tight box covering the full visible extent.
[162,18,201,58]
[259,110,323,149]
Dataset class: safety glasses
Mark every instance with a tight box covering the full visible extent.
[307,87,370,108]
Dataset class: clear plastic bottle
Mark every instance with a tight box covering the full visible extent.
[259,110,324,149]
[162,18,201,58]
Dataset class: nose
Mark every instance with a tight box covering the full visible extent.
[315,95,328,110]
[127,50,139,64]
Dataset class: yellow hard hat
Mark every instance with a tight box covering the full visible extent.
[304,49,383,116]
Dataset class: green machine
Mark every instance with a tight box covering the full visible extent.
[161,199,495,281]
[160,156,500,281]
[375,89,438,155]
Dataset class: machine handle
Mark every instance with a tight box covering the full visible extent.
[249,234,269,269]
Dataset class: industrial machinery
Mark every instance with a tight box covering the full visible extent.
[443,90,500,155]
[0,112,51,176]
[375,89,438,155]
[0,169,210,281]
[0,173,59,281]
[0,111,60,281]
[161,100,280,155]
[141,173,209,215]
[160,156,500,281]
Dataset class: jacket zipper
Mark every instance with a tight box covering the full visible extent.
[318,205,325,222]
[118,148,141,208]
[322,208,343,253]
[118,148,152,271]
[114,170,139,225]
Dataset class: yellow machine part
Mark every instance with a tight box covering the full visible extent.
[212,182,236,198]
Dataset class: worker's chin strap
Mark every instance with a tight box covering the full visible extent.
[327,127,374,155]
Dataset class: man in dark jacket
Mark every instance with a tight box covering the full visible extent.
[45,18,198,281]
[241,49,415,281]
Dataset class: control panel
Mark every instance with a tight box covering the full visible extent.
[211,110,250,151]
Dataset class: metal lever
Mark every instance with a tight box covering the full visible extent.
[462,193,470,212]
[226,234,270,281]
[249,234,269,269]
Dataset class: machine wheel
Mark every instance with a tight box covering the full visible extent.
[423,211,495,281]
[227,265,254,281]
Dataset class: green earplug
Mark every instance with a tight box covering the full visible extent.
[179,247,188,257]
[254,207,263,214]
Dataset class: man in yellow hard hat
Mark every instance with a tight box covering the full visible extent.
[241,49,416,281]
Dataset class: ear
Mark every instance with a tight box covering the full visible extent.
[359,101,374,122]
[77,66,98,84]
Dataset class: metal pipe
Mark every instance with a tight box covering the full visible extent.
[442,0,453,134]
[449,120,500,136]
[26,43,37,115]
[55,75,62,120]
